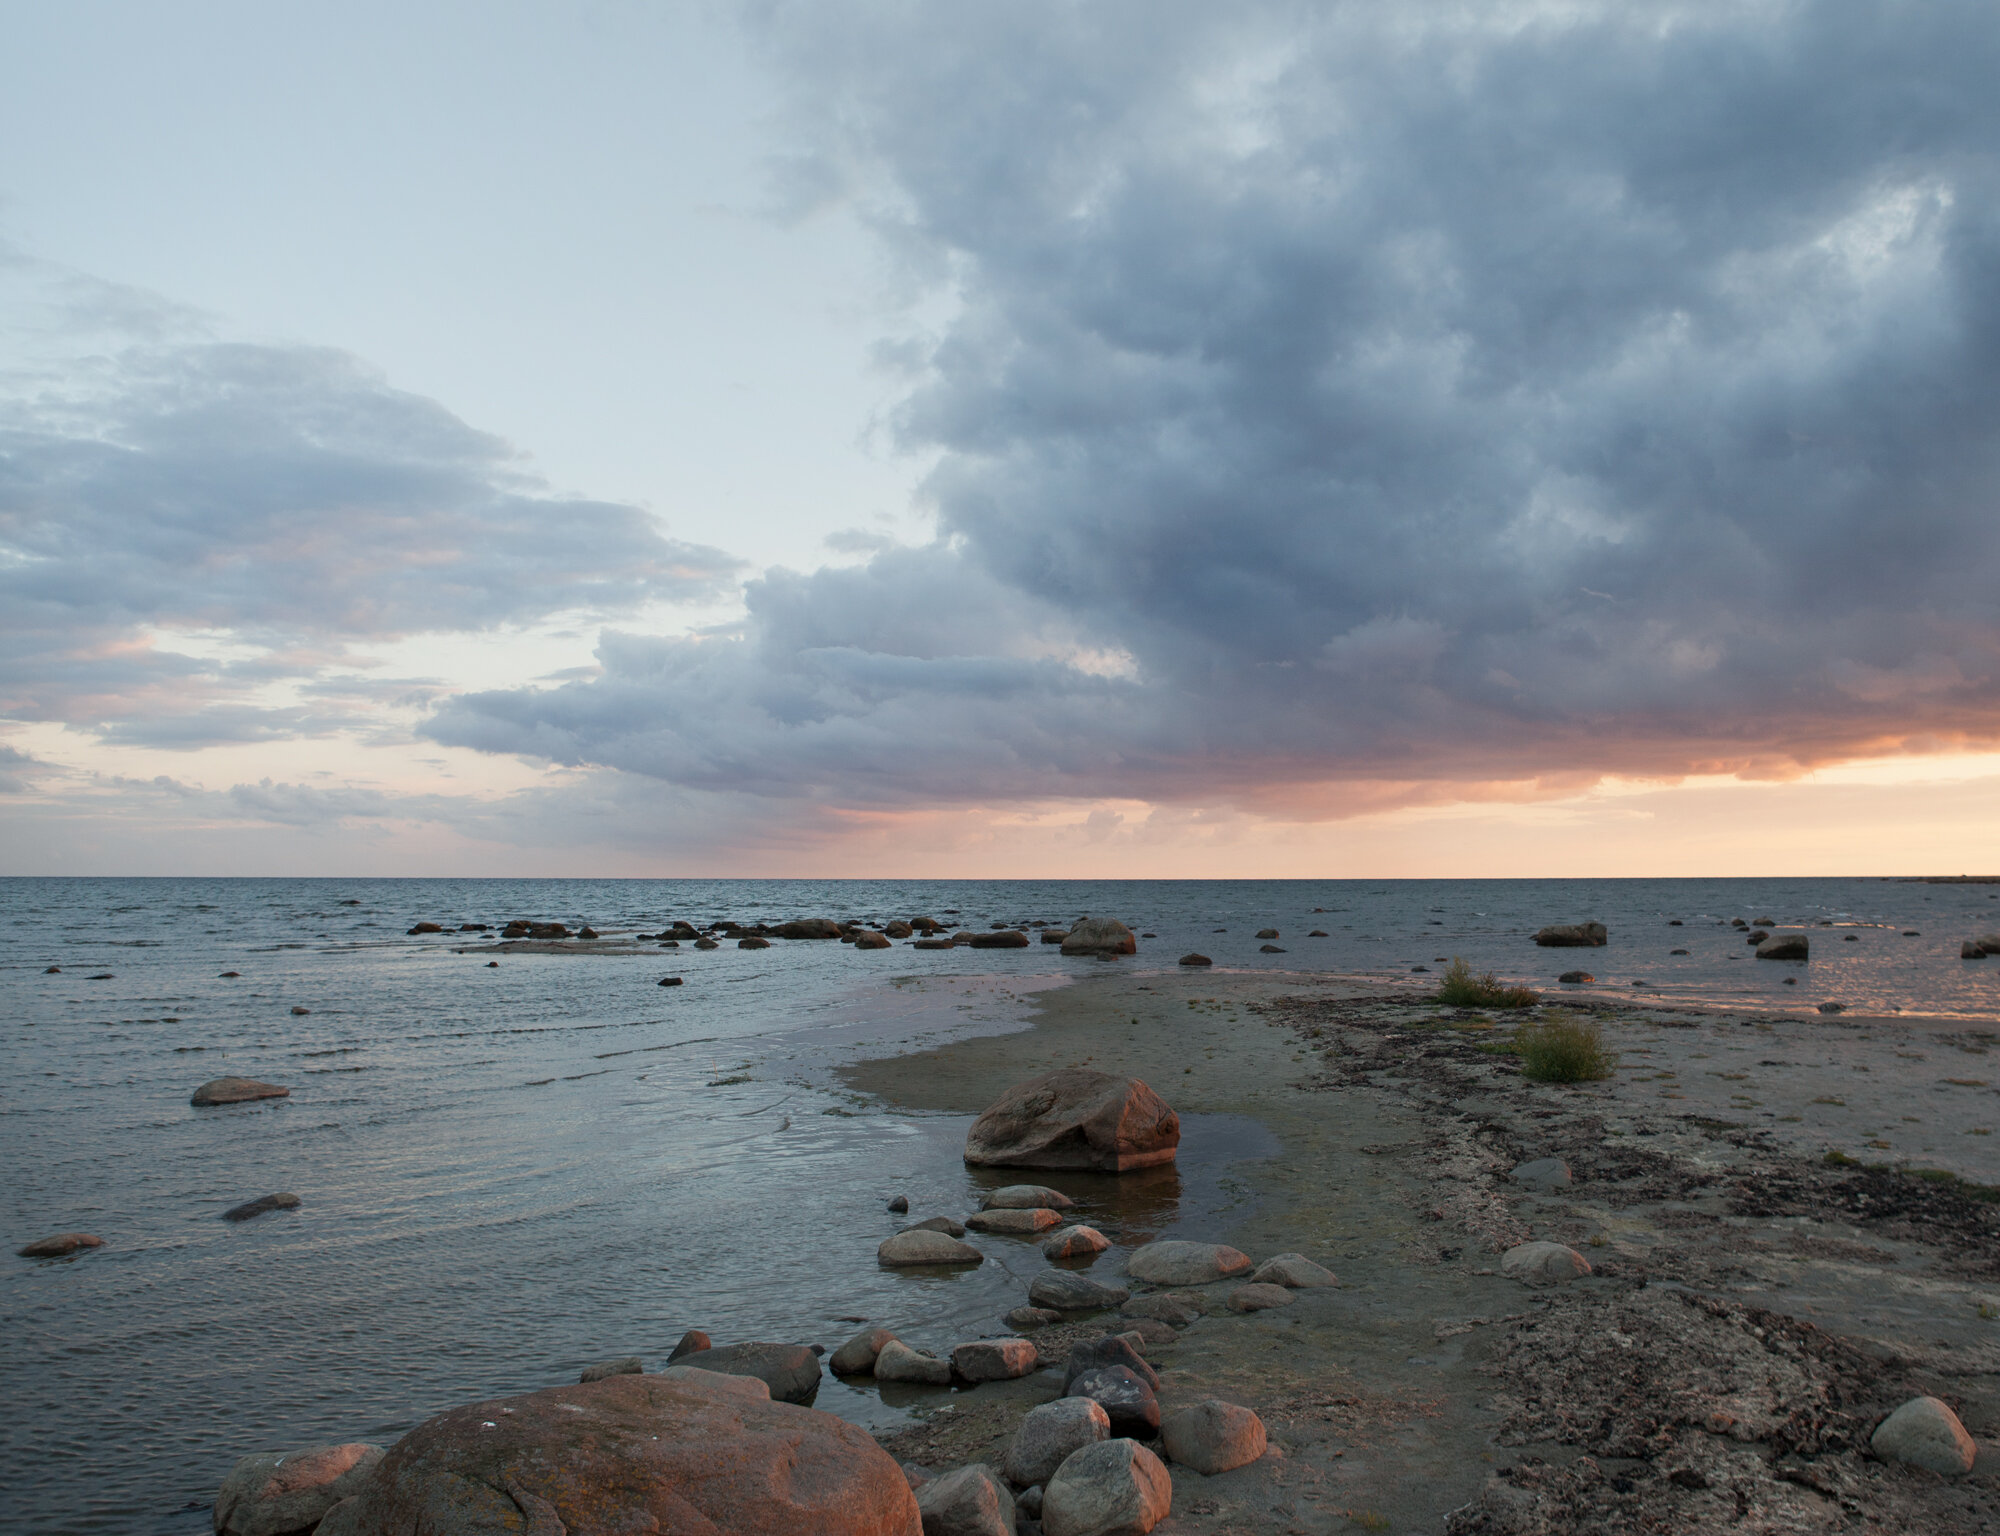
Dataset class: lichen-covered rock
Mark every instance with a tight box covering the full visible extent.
[1005,1397,1112,1489]
[1871,1395,1976,1475]
[1041,1438,1171,1536]
[951,1338,1039,1382]
[1127,1240,1250,1286]
[1501,1241,1593,1286]
[1246,1252,1336,1287]
[1159,1400,1266,1476]
[965,1070,1179,1172]
[214,1443,384,1536]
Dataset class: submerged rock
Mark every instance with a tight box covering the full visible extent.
[579,1357,643,1383]
[1127,1240,1251,1286]
[671,1342,823,1405]
[191,1077,290,1107]
[1870,1394,1976,1475]
[1246,1252,1337,1288]
[214,1442,384,1536]
[879,1229,983,1266]
[1030,1271,1131,1311]
[981,1184,1077,1210]
[1041,1438,1171,1536]
[965,1207,1062,1236]
[1005,1397,1111,1488]
[17,1232,103,1258]
[1501,1241,1593,1286]
[223,1193,301,1223]
[1159,1400,1266,1476]
[964,1069,1179,1172]
[1533,922,1608,947]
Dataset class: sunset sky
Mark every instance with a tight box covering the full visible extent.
[4,1,1999,877]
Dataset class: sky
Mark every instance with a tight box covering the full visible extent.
[3,0,1999,878]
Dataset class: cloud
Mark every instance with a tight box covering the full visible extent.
[425,0,2000,815]
[0,743,57,793]
[0,258,743,737]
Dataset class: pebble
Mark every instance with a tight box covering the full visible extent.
[1159,1399,1267,1475]
[1041,1438,1172,1536]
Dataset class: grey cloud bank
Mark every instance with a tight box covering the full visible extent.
[427,0,2000,813]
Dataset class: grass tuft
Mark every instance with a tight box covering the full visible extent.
[1512,1009,1616,1083]
[1436,957,1539,1009]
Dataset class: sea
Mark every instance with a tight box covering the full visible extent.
[4,875,1997,1533]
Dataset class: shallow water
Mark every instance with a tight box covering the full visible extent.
[3,874,1997,1532]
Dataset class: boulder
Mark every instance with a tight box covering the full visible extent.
[191,1077,290,1107]
[1756,933,1810,960]
[1226,1283,1294,1313]
[1005,1397,1111,1489]
[1066,1365,1161,1438]
[578,1357,643,1383]
[1127,1240,1250,1286]
[1041,930,1069,943]
[1060,919,1137,957]
[880,1230,984,1267]
[1509,1158,1573,1191]
[1747,931,1769,946]
[1121,1294,1201,1327]
[17,1232,103,1258]
[912,939,955,951]
[1159,1401,1266,1476]
[970,930,1031,948]
[1178,953,1213,967]
[672,1342,823,1405]
[888,1195,910,1213]
[915,1464,1015,1536]
[854,931,893,950]
[1246,1253,1336,1288]
[214,1442,384,1536]
[874,1339,952,1385]
[1557,971,1594,984]
[952,1338,1039,1382]
[695,937,720,950]
[1966,941,1989,959]
[982,1184,1077,1210]
[1017,1484,1042,1519]
[831,1328,899,1377]
[1121,1317,1179,1349]
[966,1207,1062,1235]
[407,922,443,935]
[884,921,915,939]
[1005,1306,1065,1329]
[658,975,684,986]
[1870,1395,1976,1476]
[1533,923,1608,947]
[1255,929,1279,940]
[1043,1225,1112,1261]
[775,919,844,940]
[314,1371,918,1536]
[1500,1241,1593,1286]
[739,936,772,949]
[1064,1338,1158,1393]
[903,1216,969,1238]
[668,1329,712,1362]
[965,1070,1179,1172]
[1030,1271,1131,1311]
[224,1193,301,1223]
[1041,1438,1171,1536]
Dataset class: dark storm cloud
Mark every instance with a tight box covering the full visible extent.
[0,307,741,732]
[432,0,2000,810]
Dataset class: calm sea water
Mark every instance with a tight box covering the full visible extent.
[4,875,1997,1533]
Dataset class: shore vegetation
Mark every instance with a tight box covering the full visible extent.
[1435,957,1539,1009]
[1511,1009,1616,1083]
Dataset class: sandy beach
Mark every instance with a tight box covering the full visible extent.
[844,967,2000,1533]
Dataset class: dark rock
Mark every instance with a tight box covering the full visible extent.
[224,1193,301,1223]
[220,971,241,978]
[290,1005,311,1015]
[1533,922,1608,947]
[952,1338,1039,1382]
[672,1342,823,1405]
[1308,929,1328,937]
[1259,944,1286,953]
[774,918,843,940]
[884,921,914,939]
[887,1194,910,1213]
[1040,929,1068,943]
[740,937,772,949]
[969,930,1030,948]
[1557,971,1594,984]
[695,937,720,950]
[668,1329,712,1362]
[1756,933,1810,960]
[192,1077,290,1107]
[486,960,499,967]
[659,975,684,986]
[1177,953,1212,967]
[1060,918,1136,956]
[407,922,443,935]
[964,1069,1179,1172]
[578,926,600,940]
[1818,1002,1848,1014]
[1670,948,1688,955]
[1064,1337,1159,1393]
[912,939,955,950]
[1255,928,1279,939]
[855,931,893,950]
[1066,1365,1161,1438]
[43,965,59,973]
[17,1232,103,1258]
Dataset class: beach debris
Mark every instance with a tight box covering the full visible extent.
[915,1463,1015,1536]
[1005,1305,1065,1329]
[982,1183,1077,1210]
[670,1341,822,1404]
[1127,1239,1251,1286]
[17,1232,103,1259]
[1041,1437,1171,1535]
[1510,1158,1573,1191]
[224,1192,300,1223]
[1246,1252,1337,1287]
[213,1442,383,1536]
[1030,1271,1132,1311]
[853,930,892,949]
[1870,1394,1976,1475]
[964,1069,1179,1172]
[1533,922,1608,947]
[873,1338,951,1384]
[578,1357,643,1383]
[952,1338,1039,1382]
[1065,1336,1158,1392]
[965,1207,1062,1235]
[1159,1399,1267,1475]
[1059,917,1137,956]
[1557,970,1594,983]
[191,1077,290,1107]
[901,1215,967,1237]
[1177,952,1213,966]
[1500,1240,1593,1286]
[1043,1224,1112,1261]
[1066,1365,1161,1437]
[1007,1397,1111,1488]
[879,1229,984,1266]
[1756,933,1810,960]
[830,1328,899,1376]
[310,1372,916,1535]
[667,1329,711,1362]
[1226,1282,1294,1312]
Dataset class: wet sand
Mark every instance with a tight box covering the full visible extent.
[843,968,2000,1533]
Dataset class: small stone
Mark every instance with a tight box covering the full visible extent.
[223,1193,301,1223]
[982,1184,1077,1210]
[1064,1337,1158,1392]
[1870,1395,1976,1475]
[1127,1240,1251,1286]
[880,1229,984,1266]
[578,1357,643,1383]
[1159,1399,1267,1475]
[1246,1252,1337,1288]
[887,1194,910,1213]
[902,1216,968,1238]
[830,1327,899,1376]
[915,1464,1015,1536]
[289,1006,311,1016]
[17,1232,103,1258]
[1259,944,1286,953]
[1067,1365,1161,1437]
[1226,1283,1294,1312]
[952,1338,1039,1382]
[1509,1158,1573,1191]
[874,1338,952,1385]
[1041,1438,1172,1536]
[1005,1397,1111,1489]
[213,1443,384,1536]
[1178,953,1213,966]
[965,1207,1063,1235]
[1030,1271,1131,1311]
[1501,1241,1593,1286]
[1005,1306,1064,1329]
[191,1077,290,1107]
[1043,1224,1112,1261]
[666,1328,711,1362]
[1557,971,1594,984]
